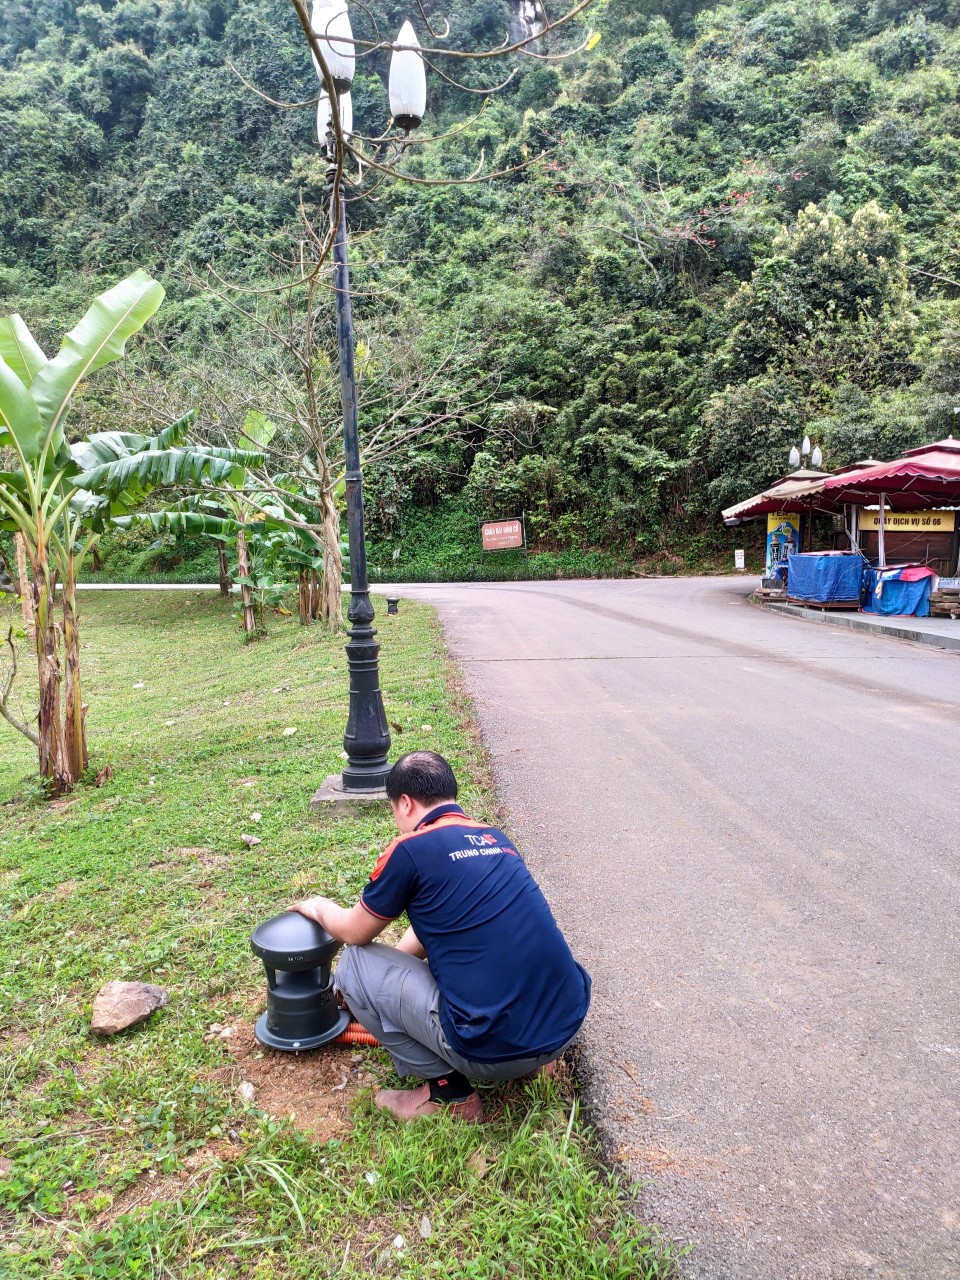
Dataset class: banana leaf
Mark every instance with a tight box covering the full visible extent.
[149,414,194,450]
[281,546,325,570]
[69,431,153,472]
[0,357,46,460]
[30,269,165,457]
[113,511,244,537]
[0,315,46,386]
[73,446,264,498]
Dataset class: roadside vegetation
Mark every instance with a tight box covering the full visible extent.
[0,591,678,1279]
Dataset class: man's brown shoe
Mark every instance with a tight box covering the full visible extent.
[374,1083,483,1124]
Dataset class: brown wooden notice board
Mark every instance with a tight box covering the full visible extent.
[480,517,525,553]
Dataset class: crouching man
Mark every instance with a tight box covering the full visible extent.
[291,750,591,1123]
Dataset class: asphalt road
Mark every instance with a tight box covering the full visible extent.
[391,577,960,1280]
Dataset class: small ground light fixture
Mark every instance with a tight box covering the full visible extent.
[250,910,350,1051]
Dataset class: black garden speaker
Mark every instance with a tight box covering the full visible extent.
[250,911,350,1051]
[385,596,400,615]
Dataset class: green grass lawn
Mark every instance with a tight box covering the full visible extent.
[0,592,677,1279]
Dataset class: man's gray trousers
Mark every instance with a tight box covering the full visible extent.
[334,942,570,1081]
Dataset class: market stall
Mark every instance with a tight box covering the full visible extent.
[721,461,884,586]
[822,438,960,575]
[723,439,960,619]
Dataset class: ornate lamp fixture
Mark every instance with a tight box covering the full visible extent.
[789,436,823,469]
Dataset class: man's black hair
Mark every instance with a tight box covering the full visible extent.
[386,751,458,806]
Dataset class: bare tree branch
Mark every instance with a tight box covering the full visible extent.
[1,625,40,747]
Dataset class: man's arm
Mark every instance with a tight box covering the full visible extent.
[395,925,426,958]
[291,896,389,946]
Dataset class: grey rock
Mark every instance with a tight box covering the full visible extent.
[90,980,169,1036]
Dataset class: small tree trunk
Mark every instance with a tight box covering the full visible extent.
[61,557,89,783]
[297,569,311,625]
[14,534,34,637]
[33,569,69,795]
[235,527,256,633]
[319,488,343,631]
[217,543,231,598]
[309,569,320,621]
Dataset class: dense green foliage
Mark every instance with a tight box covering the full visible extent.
[4,0,960,578]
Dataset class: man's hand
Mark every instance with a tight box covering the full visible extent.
[290,896,335,927]
[288,896,390,946]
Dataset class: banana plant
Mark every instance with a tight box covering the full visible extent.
[283,536,326,624]
[113,411,342,635]
[0,270,262,795]
[248,472,341,627]
[120,413,292,637]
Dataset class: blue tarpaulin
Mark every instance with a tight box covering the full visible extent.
[786,553,866,604]
[862,568,933,617]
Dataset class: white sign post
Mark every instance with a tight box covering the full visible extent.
[734,549,746,572]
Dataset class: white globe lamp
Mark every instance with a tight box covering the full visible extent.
[389,20,427,132]
[311,0,355,92]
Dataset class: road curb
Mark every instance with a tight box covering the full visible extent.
[752,595,960,653]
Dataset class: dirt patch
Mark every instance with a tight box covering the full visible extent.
[0,1028,31,1053]
[89,1171,186,1228]
[47,797,80,815]
[211,1022,385,1143]
[149,847,229,872]
[71,1041,113,1089]
[43,1142,243,1233]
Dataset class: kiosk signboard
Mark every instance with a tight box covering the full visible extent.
[766,513,802,575]
[857,510,956,532]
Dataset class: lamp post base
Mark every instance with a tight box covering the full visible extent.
[311,773,389,811]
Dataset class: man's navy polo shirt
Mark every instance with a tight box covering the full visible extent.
[360,803,591,1063]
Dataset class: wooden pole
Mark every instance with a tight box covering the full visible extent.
[878,493,887,568]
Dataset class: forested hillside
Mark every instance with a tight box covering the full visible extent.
[4,0,960,578]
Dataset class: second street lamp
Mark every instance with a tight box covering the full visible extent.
[312,4,427,791]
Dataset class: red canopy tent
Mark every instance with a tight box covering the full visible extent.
[822,438,960,568]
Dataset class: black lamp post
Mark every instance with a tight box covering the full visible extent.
[311,2,427,791]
